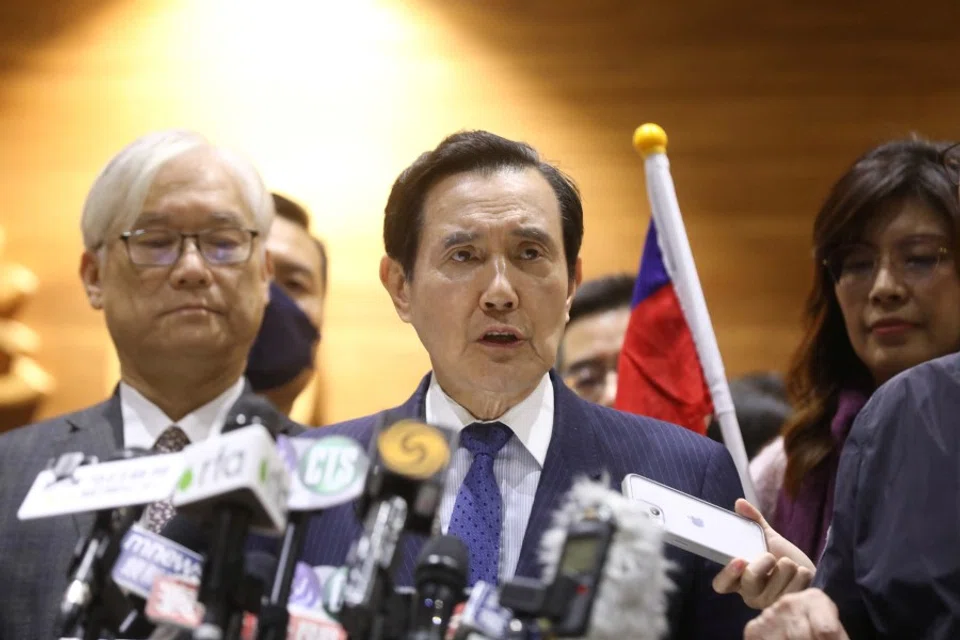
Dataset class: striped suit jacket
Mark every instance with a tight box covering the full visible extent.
[299,371,757,639]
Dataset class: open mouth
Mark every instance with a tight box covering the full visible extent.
[480,331,522,346]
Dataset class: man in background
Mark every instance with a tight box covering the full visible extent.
[245,192,327,421]
[559,274,790,459]
[0,130,302,640]
[557,273,633,407]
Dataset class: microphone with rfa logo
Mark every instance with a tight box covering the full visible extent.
[335,417,458,640]
[173,396,291,640]
[16,447,185,639]
[255,434,369,640]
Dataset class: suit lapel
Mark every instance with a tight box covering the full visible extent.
[385,375,432,587]
[54,391,124,539]
[515,371,603,578]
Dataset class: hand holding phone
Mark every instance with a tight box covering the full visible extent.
[621,473,767,565]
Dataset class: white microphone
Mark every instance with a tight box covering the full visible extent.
[17,448,186,522]
[536,476,673,640]
[172,424,289,536]
[16,447,183,639]
[172,396,291,640]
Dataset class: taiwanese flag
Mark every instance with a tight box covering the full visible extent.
[614,221,713,434]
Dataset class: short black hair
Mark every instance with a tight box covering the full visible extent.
[383,130,583,279]
[567,273,635,326]
[271,192,328,292]
[706,372,791,460]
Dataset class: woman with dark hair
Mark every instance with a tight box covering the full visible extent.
[714,138,960,611]
[754,138,960,563]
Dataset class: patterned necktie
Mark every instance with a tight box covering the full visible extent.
[142,425,191,533]
[448,422,513,586]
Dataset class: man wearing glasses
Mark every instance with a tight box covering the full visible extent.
[0,130,302,640]
[557,273,634,408]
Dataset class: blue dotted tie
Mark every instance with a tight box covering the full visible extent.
[448,422,513,586]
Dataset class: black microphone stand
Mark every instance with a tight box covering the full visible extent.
[57,504,143,640]
[255,510,310,640]
[193,505,252,640]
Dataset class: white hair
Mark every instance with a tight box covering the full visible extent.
[80,129,275,251]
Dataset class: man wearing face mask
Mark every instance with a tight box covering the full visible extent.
[245,193,326,421]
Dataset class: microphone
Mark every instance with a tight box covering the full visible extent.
[512,475,673,640]
[335,417,457,640]
[172,396,291,640]
[48,448,165,640]
[144,550,278,638]
[406,535,469,640]
[256,433,370,640]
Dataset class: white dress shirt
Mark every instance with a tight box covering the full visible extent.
[428,372,554,581]
[120,378,245,450]
[122,378,244,640]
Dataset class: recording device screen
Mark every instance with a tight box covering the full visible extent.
[559,533,601,575]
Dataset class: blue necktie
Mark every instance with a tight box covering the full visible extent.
[448,422,513,586]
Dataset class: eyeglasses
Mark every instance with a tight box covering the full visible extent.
[939,141,960,185]
[119,228,259,267]
[563,361,618,403]
[823,238,951,296]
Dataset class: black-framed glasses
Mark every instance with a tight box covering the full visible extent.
[119,227,259,267]
[822,238,951,296]
[938,141,960,185]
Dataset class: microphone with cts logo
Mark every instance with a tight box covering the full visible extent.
[172,397,290,640]
[255,433,371,640]
[331,416,458,640]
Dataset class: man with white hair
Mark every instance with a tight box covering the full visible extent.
[0,130,303,640]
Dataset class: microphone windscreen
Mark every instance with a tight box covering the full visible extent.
[538,475,674,640]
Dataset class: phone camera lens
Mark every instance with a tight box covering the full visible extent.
[650,507,661,516]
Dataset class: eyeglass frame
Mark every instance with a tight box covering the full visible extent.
[117,227,261,267]
[820,239,952,295]
[938,141,960,185]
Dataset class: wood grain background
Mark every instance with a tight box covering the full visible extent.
[1,0,958,427]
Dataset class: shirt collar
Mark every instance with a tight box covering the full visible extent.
[120,378,245,450]
[425,372,554,467]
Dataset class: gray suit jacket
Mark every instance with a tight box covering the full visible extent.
[0,383,303,640]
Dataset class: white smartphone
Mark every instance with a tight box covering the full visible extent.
[621,473,767,566]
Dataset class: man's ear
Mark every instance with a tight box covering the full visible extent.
[564,257,583,323]
[379,255,412,323]
[262,248,275,301]
[79,251,105,310]
[263,247,275,280]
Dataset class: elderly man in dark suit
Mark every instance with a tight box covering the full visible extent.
[297,130,758,638]
[0,130,303,640]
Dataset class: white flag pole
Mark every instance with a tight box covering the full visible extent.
[633,123,758,506]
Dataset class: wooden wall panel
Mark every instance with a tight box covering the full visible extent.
[0,0,958,426]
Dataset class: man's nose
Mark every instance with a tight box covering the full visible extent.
[170,239,212,288]
[479,259,519,311]
[599,370,619,408]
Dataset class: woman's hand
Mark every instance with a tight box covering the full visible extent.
[712,499,816,609]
